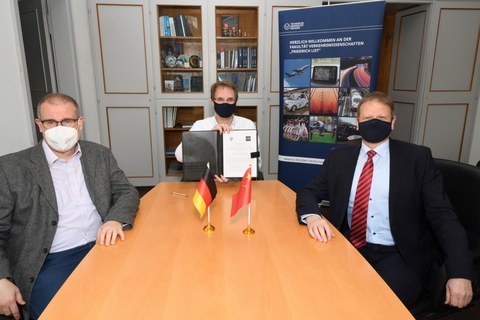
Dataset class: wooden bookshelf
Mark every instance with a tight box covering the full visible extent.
[157,5,203,94]
[215,6,258,93]
[162,106,204,176]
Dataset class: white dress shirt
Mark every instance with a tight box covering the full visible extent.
[43,141,102,253]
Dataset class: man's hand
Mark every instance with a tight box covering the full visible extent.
[212,124,232,134]
[306,215,334,242]
[0,279,25,320]
[214,175,229,183]
[445,278,473,308]
[97,221,125,246]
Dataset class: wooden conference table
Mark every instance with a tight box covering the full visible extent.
[40,180,413,319]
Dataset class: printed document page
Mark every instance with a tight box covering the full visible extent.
[222,129,258,178]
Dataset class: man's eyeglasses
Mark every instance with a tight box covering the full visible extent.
[39,118,79,129]
[213,97,236,104]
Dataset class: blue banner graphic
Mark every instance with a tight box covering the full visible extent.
[278,1,386,191]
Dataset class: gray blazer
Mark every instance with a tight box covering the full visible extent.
[0,140,139,319]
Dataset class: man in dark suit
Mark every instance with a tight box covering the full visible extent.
[296,91,473,308]
[0,93,139,319]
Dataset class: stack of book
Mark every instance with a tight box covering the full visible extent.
[163,107,177,128]
[217,46,257,69]
[217,73,256,92]
[158,15,200,37]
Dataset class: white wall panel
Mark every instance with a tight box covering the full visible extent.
[97,4,148,93]
[0,0,34,155]
[107,107,153,178]
[391,101,414,142]
[393,11,425,91]
[423,104,468,160]
[430,9,480,91]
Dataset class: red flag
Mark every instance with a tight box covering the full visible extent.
[193,165,217,218]
[230,167,252,217]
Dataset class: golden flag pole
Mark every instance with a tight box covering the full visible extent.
[203,206,215,233]
[243,164,255,236]
[203,162,215,233]
[242,203,255,236]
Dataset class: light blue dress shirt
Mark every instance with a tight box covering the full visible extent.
[42,141,102,253]
[348,140,395,245]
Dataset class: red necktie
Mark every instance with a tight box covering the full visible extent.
[350,150,376,248]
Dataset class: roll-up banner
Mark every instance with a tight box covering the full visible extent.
[278,1,386,191]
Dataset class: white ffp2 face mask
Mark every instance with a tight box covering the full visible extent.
[44,126,79,152]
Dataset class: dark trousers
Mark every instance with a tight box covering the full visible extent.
[358,242,423,308]
[29,241,95,319]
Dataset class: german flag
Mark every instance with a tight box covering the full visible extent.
[192,165,217,218]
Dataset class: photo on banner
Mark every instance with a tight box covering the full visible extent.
[278,1,386,191]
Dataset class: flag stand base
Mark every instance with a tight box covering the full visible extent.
[242,225,255,236]
[203,223,215,233]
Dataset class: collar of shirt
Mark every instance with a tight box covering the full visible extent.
[215,115,237,128]
[360,139,390,160]
[42,140,82,167]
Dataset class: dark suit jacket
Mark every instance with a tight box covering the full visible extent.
[296,139,473,291]
[0,141,140,319]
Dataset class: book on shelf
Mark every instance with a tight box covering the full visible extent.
[251,46,257,68]
[217,72,256,92]
[180,121,194,128]
[169,17,176,36]
[244,47,249,68]
[216,46,257,69]
[181,129,258,181]
[182,15,191,37]
[163,107,178,128]
[191,76,203,92]
[246,75,256,92]
[159,15,198,37]
[174,16,183,37]
[159,16,171,36]
[165,148,176,156]
[183,78,191,92]
[178,15,187,37]
[158,16,165,36]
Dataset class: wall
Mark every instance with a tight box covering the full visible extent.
[3,0,480,167]
[0,0,35,156]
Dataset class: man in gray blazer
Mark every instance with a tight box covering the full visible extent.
[0,93,139,319]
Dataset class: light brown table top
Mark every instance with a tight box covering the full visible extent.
[40,180,413,319]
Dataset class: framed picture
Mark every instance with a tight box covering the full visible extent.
[173,75,184,92]
[221,15,239,37]
[164,80,174,92]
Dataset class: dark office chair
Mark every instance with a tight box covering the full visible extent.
[411,159,480,319]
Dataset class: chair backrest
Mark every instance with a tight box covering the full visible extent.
[434,158,480,260]
[434,159,480,233]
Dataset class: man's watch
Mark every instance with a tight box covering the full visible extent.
[122,223,132,231]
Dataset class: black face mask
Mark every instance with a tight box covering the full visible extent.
[358,118,392,143]
[214,102,237,118]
